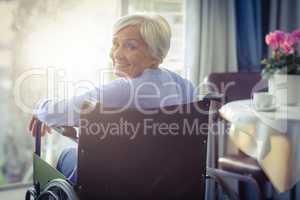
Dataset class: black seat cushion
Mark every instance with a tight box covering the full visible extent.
[218,154,266,179]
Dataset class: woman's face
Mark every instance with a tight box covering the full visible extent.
[111,25,159,78]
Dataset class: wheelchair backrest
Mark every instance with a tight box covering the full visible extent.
[76,100,210,199]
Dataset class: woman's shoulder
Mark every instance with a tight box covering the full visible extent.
[126,67,195,89]
[141,67,183,80]
[160,68,194,86]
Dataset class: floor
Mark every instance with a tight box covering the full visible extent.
[0,187,28,200]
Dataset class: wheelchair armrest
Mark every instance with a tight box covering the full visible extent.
[202,92,225,102]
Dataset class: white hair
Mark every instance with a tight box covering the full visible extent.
[113,14,172,64]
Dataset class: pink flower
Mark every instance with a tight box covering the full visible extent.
[292,28,300,39]
[281,43,294,54]
[265,31,285,51]
[281,34,297,54]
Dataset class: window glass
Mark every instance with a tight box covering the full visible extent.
[0,0,120,186]
[0,0,19,186]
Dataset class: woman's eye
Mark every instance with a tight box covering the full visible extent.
[112,42,119,48]
[112,43,118,49]
[125,43,137,50]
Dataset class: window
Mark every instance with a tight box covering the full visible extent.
[0,0,186,187]
[0,0,19,186]
[1,0,122,187]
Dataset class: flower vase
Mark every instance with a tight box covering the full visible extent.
[269,74,300,106]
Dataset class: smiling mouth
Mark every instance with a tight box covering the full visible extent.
[115,63,130,68]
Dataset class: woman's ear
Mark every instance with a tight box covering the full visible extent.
[152,57,160,67]
[148,53,160,66]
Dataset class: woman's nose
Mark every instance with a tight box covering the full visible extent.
[112,46,124,60]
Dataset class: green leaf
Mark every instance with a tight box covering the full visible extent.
[261,59,268,65]
[295,56,300,65]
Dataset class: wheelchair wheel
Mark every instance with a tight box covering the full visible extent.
[25,187,38,200]
[36,179,78,200]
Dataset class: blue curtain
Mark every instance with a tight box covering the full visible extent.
[236,0,300,72]
[235,0,263,72]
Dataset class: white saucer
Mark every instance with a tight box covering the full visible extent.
[254,106,277,112]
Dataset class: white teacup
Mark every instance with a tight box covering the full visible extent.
[252,92,276,109]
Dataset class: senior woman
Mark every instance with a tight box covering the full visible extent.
[29,14,196,183]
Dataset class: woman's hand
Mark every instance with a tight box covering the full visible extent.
[28,116,51,137]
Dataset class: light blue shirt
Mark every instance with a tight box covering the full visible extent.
[35,68,196,127]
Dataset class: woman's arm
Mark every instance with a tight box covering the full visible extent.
[29,79,129,136]
[34,87,99,127]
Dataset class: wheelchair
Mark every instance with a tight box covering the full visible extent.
[25,124,78,200]
[25,101,210,200]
